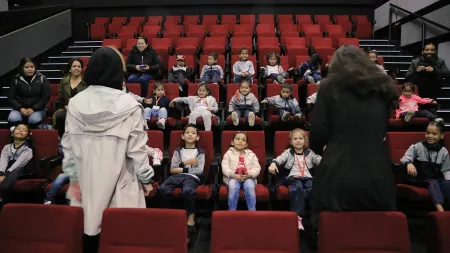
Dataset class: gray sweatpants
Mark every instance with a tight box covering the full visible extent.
[189,109,213,131]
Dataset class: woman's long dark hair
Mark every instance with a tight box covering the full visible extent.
[64,58,84,77]
[325,45,397,101]
[15,57,36,78]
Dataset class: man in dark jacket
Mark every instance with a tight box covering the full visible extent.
[7,71,50,128]
[405,42,450,99]
[126,37,161,97]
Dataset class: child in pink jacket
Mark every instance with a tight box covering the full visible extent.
[396,82,443,122]
[221,132,261,211]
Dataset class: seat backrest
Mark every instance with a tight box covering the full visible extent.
[150,38,172,49]
[129,16,145,24]
[156,83,179,101]
[277,14,294,24]
[144,25,161,34]
[266,83,299,101]
[221,15,237,25]
[258,14,274,24]
[208,24,229,34]
[186,24,207,34]
[324,24,343,34]
[169,130,214,178]
[312,37,333,48]
[0,129,10,151]
[239,14,256,25]
[279,24,298,33]
[0,204,83,253]
[221,131,266,181]
[33,130,59,161]
[183,15,199,25]
[199,54,226,70]
[164,15,181,25]
[94,17,110,24]
[307,83,319,96]
[428,212,450,253]
[232,24,254,33]
[127,83,141,96]
[202,15,219,25]
[102,39,122,49]
[99,208,187,253]
[318,212,411,253]
[46,83,60,113]
[285,37,306,47]
[124,39,137,50]
[256,24,275,32]
[334,15,350,23]
[211,211,299,253]
[300,24,321,34]
[226,83,258,105]
[147,16,163,25]
[296,14,313,24]
[351,15,369,23]
[257,36,278,46]
[188,83,220,102]
[315,14,331,24]
[111,16,127,24]
[147,130,164,151]
[386,132,424,163]
[337,37,359,47]
[295,55,310,67]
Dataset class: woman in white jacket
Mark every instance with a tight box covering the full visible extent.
[62,47,155,253]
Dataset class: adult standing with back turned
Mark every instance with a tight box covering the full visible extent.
[62,47,155,253]
[309,46,398,229]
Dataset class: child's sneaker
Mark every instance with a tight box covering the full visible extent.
[156,118,166,129]
[298,216,304,230]
[248,112,255,127]
[294,113,302,122]
[307,76,316,84]
[276,75,285,84]
[231,111,239,126]
[281,111,291,122]
[44,200,52,205]
[404,110,415,122]
[435,118,444,123]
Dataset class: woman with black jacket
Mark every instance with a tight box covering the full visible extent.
[126,36,161,97]
[7,57,50,128]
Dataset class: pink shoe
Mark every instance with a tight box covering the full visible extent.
[298,216,304,230]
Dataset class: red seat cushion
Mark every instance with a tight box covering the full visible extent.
[397,183,431,202]
[170,185,212,200]
[389,118,430,128]
[13,179,48,192]
[219,184,270,202]
[225,116,262,126]
[180,117,218,126]
[276,185,289,201]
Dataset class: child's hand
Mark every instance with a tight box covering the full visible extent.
[407,164,417,177]
[231,174,241,180]
[170,168,183,174]
[143,99,151,104]
[184,159,199,166]
[432,100,437,104]
[288,67,295,71]
[169,100,176,107]
[0,176,5,182]
[306,99,313,104]
[240,174,249,181]
[142,183,154,196]
[261,99,268,103]
[268,163,279,175]
[68,181,82,202]
[242,72,248,77]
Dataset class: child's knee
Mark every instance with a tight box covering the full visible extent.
[202,110,212,118]
[183,187,197,196]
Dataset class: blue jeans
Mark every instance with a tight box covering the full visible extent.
[128,74,152,97]
[44,173,69,203]
[234,110,251,119]
[8,109,46,127]
[286,177,313,216]
[427,179,450,205]
[228,178,256,211]
[303,73,322,84]
[144,107,168,120]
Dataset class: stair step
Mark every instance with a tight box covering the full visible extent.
[48,78,62,82]
[376,50,402,53]
[0,107,12,121]
[75,41,103,44]
[40,62,68,70]
[61,51,93,55]
[436,98,450,108]
[0,97,8,107]
[359,44,395,47]
[359,39,389,42]
[379,55,413,58]
[384,62,411,65]
[49,56,91,63]
[68,45,101,52]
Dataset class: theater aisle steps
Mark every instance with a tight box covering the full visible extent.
[0,41,102,129]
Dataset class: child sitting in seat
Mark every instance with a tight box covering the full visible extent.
[400,121,450,211]
[168,54,191,93]
[233,47,255,83]
[229,81,259,127]
[0,124,35,206]
[367,50,387,74]
[170,83,218,131]
[260,52,295,84]
[221,131,261,211]
[157,124,204,240]
[269,128,321,230]
[297,53,322,84]
[396,82,443,123]
[144,82,170,129]
[261,83,302,122]
[199,53,224,84]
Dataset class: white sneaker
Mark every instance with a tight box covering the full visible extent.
[294,113,302,122]
[156,118,166,129]
[44,201,51,205]
[276,75,285,84]
[307,76,316,84]
[298,216,304,230]
[435,118,444,123]
[282,111,291,122]
[231,111,239,126]
[248,112,255,127]
[404,110,415,122]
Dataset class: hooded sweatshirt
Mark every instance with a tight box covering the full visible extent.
[396,94,433,118]
[264,95,301,115]
[63,47,154,236]
[229,92,260,113]
[233,60,255,77]
[200,64,224,79]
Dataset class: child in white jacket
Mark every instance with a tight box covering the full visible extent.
[169,83,218,131]
[221,132,261,211]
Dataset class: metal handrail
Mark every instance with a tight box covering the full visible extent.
[388,3,450,48]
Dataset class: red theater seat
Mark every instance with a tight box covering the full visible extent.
[211,211,299,253]
[219,131,269,203]
[277,14,294,24]
[99,208,187,253]
[147,16,163,26]
[168,131,214,200]
[428,212,450,253]
[231,24,254,38]
[221,15,237,26]
[318,212,411,253]
[0,204,83,253]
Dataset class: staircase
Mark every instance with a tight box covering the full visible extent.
[0,39,448,128]
[0,41,102,129]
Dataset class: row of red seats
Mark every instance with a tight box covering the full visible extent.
[1,204,449,253]
[13,129,446,210]
[90,14,372,40]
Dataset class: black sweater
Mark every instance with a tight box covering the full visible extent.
[8,73,51,111]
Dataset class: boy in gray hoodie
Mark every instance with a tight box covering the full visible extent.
[233,48,255,83]
[229,81,260,126]
[200,53,224,84]
[262,83,302,122]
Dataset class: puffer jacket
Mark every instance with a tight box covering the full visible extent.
[126,45,161,76]
[8,72,50,111]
